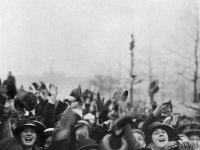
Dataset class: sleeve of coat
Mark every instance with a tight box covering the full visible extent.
[43,102,56,128]
[123,123,141,150]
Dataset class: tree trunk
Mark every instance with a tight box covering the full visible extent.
[193,5,199,102]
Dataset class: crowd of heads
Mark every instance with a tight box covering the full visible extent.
[0,72,200,150]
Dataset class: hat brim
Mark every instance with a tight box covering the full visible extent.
[151,124,175,138]
[13,123,44,138]
[184,129,200,137]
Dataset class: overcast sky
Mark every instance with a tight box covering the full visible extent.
[0,0,197,79]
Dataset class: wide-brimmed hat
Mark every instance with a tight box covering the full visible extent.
[183,122,200,138]
[76,138,99,150]
[12,119,46,138]
[146,122,176,145]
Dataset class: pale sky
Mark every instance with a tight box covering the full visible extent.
[0,0,197,79]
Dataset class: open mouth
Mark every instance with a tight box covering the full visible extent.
[158,138,166,143]
[25,137,33,142]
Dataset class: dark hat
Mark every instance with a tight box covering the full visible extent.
[146,122,176,145]
[13,119,46,138]
[14,92,38,111]
[70,85,83,104]
[76,138,99,150]
[183,122,200,138]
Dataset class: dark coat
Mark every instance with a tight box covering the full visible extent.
[43,102,56,128]
[89,124,109,144]
[35,99,48,117]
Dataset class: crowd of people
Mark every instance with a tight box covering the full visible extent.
[0,72,200,150]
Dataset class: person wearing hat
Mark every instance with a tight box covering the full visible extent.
[43,128,54,150]
[183,122,200,143]
[144,122,177,150]
[0,119,46,150]
[75,120,99,150]
[75,120,91,141]
[141,102,179,150]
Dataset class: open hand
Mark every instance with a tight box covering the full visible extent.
[163,141,179,150]
[153,101,172,117]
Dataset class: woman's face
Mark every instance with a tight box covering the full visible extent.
[20,127,37,147]
[151,128,169,148]
[133,132,146,148]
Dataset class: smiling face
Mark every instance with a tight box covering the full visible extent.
[151,128,169,148]
[20,127,37,147]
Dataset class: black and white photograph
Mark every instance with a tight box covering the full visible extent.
[0,0,200,150]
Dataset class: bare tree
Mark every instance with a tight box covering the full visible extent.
[167,1,200,102]
[193,3,199,102]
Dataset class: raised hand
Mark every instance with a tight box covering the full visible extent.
[153,100,172,117]
[29,84,38,94]
[37,81,49,100]
[163,141,179,150]
[48,83,58,103]
[49,84,58,98]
